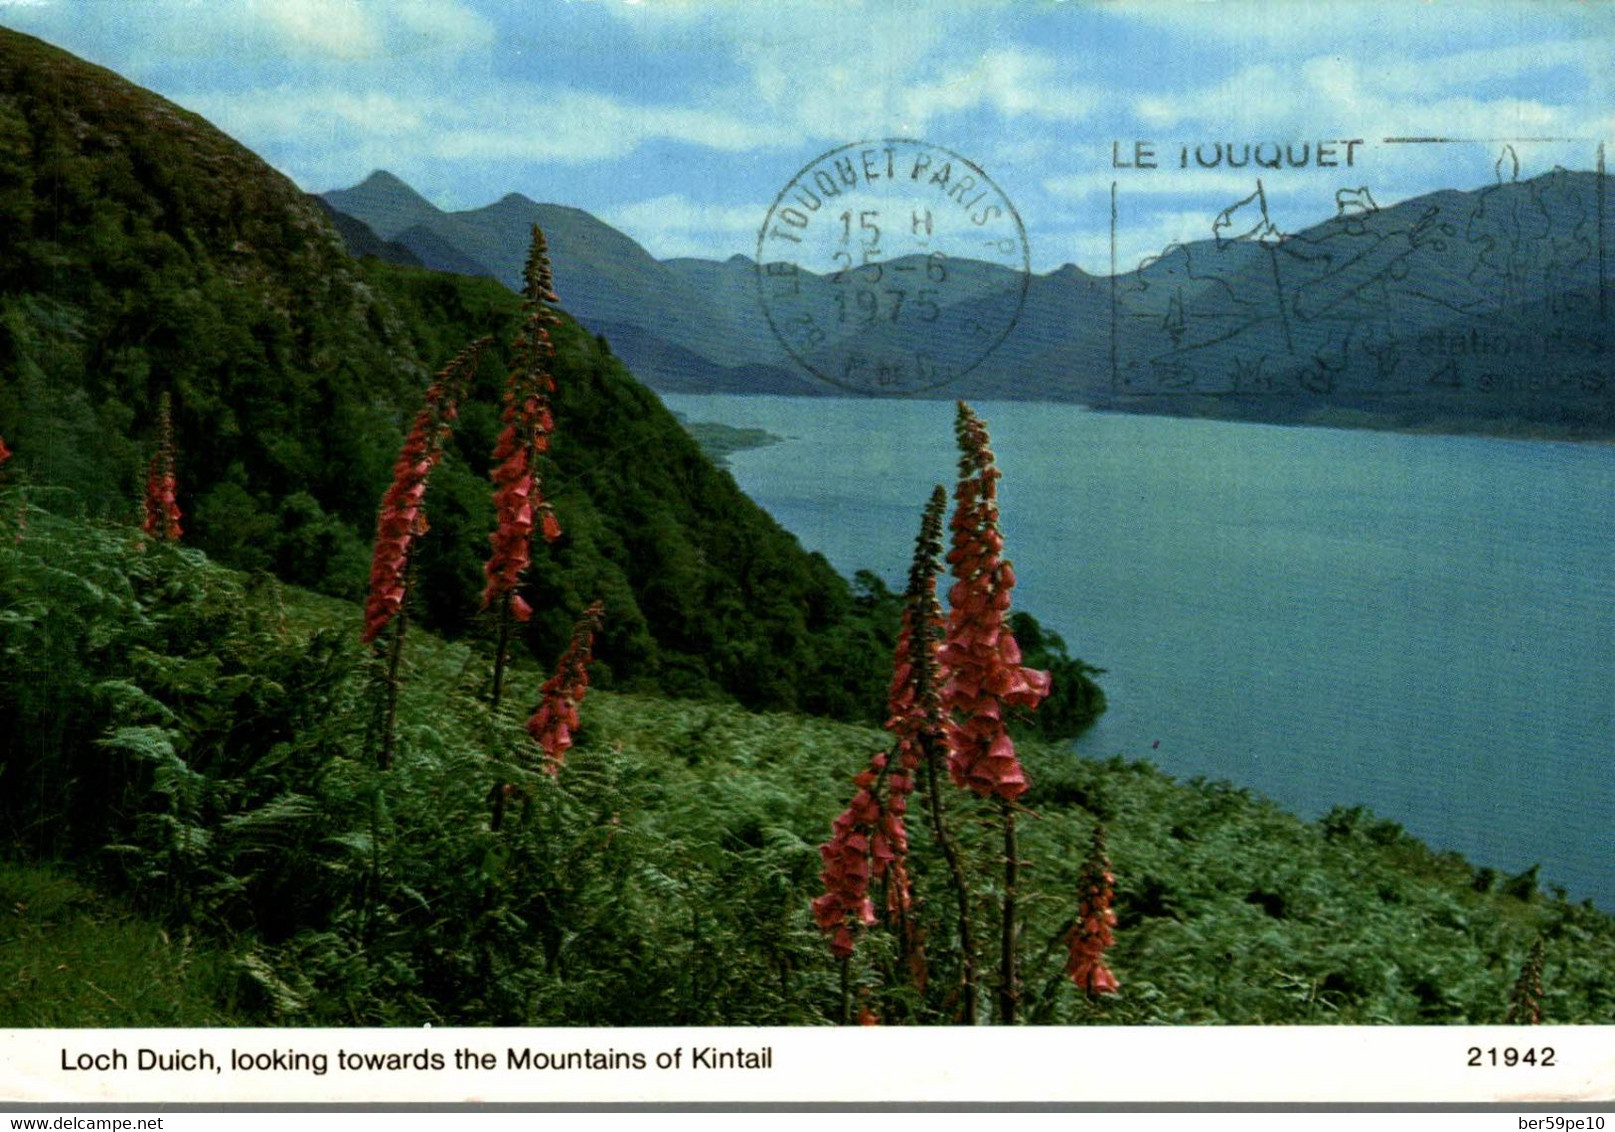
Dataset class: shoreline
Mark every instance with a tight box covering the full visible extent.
[661,388,1615,447]
[669,410,787,465]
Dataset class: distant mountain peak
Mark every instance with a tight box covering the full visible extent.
[321,170,443,240]
[359,169,413,189]
[339,169,437,208]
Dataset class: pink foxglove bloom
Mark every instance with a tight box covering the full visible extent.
[940,402,1050,800]
[4,439,19,545]
[810,749,907,958]
[362,340,486,644]
[526,600,605,773]
[812,490,948,957]
[482,226,563,619]
[1506,939,1544,1024]
[142,393,182,543]
[1066,825,1120,997]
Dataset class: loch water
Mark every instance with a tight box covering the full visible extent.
[664,393,1615,910]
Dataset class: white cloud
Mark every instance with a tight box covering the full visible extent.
[1130,49,1586,142]
[1368,39,1596,95]
[389,0,495,55]
[732,8,955,140]
[604,0,1063,144]
[439,90,780,161]
[185,81,780,171]
[1134,64,1295,130]
[243,0,493,61]
[253,0,382,60]
[1104,0,1610,53]
[191,87,426,138]
[1292,55,1572,137]
[602,194,764,259]
[903,46,1101,124]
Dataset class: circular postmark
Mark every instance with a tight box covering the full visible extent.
[756,138,1029,395]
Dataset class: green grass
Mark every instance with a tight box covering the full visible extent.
[0,862,242,1026]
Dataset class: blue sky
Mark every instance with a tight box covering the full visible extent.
[3,0,1611,271]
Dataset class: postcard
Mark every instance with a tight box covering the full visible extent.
[0,0,1611,1112]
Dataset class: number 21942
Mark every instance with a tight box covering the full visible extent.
[1468,1046,1555,1067]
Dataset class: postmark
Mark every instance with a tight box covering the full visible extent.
[1107,136,1610,401]
[756,139,1030,395]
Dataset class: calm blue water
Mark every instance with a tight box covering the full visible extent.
[666,393,1615,910]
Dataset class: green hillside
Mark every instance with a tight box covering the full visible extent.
[0,25,1107,728]
[0,506,1608,1025]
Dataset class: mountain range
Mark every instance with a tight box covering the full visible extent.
[321,168,1615,438]
[322,171,821,394]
